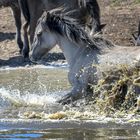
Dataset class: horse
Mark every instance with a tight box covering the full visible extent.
[30,11,140,104]
[18,0,105,58]
[0,0,23,53]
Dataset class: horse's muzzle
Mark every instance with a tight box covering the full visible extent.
[29,52,38,64]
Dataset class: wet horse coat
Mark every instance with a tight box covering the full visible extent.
[30,11,140,104]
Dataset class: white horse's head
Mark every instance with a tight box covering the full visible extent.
[30,12,57,63]
[30,10,101,63]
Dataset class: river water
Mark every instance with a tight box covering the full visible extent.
[0,65,140,139]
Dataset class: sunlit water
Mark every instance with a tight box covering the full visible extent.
[0,66,140,139]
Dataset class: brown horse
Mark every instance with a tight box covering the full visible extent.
[19,0,105,58]
[0,0,23,53]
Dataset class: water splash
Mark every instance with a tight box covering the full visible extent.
[0,87,66,108]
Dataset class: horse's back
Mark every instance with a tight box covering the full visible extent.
[43,0,79,9]
[98,46,140,70]
[72,46,140,86]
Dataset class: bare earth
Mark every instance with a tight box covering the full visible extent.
[0,1,140,67]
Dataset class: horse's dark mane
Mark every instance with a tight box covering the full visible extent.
[39,11,114,50]
[39,11,101,50]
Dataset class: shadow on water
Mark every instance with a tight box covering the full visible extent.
[0,53,65,67]
[0,32,15,42]
[43,52,65,62]
[0,56,31,67]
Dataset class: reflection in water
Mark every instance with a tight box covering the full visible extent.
[0,128,139,140]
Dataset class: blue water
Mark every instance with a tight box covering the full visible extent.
[0,128,139,140]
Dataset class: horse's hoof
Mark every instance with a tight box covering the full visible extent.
[21,46,29,58]
[19,50,22,54]
[57,93,72,105]
[58,98,72,105]
[22,50,29,58]
[19,46,23,54]
[23,57,30,62]
[60,99,72,105]
[19,48,23,55]
[23,54,29,58]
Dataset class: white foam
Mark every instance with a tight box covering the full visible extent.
[0,64,68,71]
[0,88,65,107]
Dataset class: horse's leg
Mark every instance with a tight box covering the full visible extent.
[136,21,140,46]
[58,68,94,104]
[28,4,43,45]
[22,21,30,58]
[11,5,23,54]
[22,14,40,58]
[58,86,85,105]
[29,18,37,45]
[18,0,30,58]
[86,0,103,35]
[58,80,89,105]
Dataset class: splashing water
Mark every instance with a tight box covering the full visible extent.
[0,66,140,140]
[0,67,70,119]
[0,87,66,107]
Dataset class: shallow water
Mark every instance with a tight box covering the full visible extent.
[0,128,139,140]
[0,66,140,139]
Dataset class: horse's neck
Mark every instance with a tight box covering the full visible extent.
[57,37,82,66]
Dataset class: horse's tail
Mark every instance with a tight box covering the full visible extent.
[18,0,30,23]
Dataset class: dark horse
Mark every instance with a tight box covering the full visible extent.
[0,0,23,53]
[19,0,105,58]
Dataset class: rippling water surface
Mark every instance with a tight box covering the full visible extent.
[0,66,140,139]
[0,128,139,140]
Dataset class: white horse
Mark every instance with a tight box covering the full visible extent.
[30,11,140,104]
